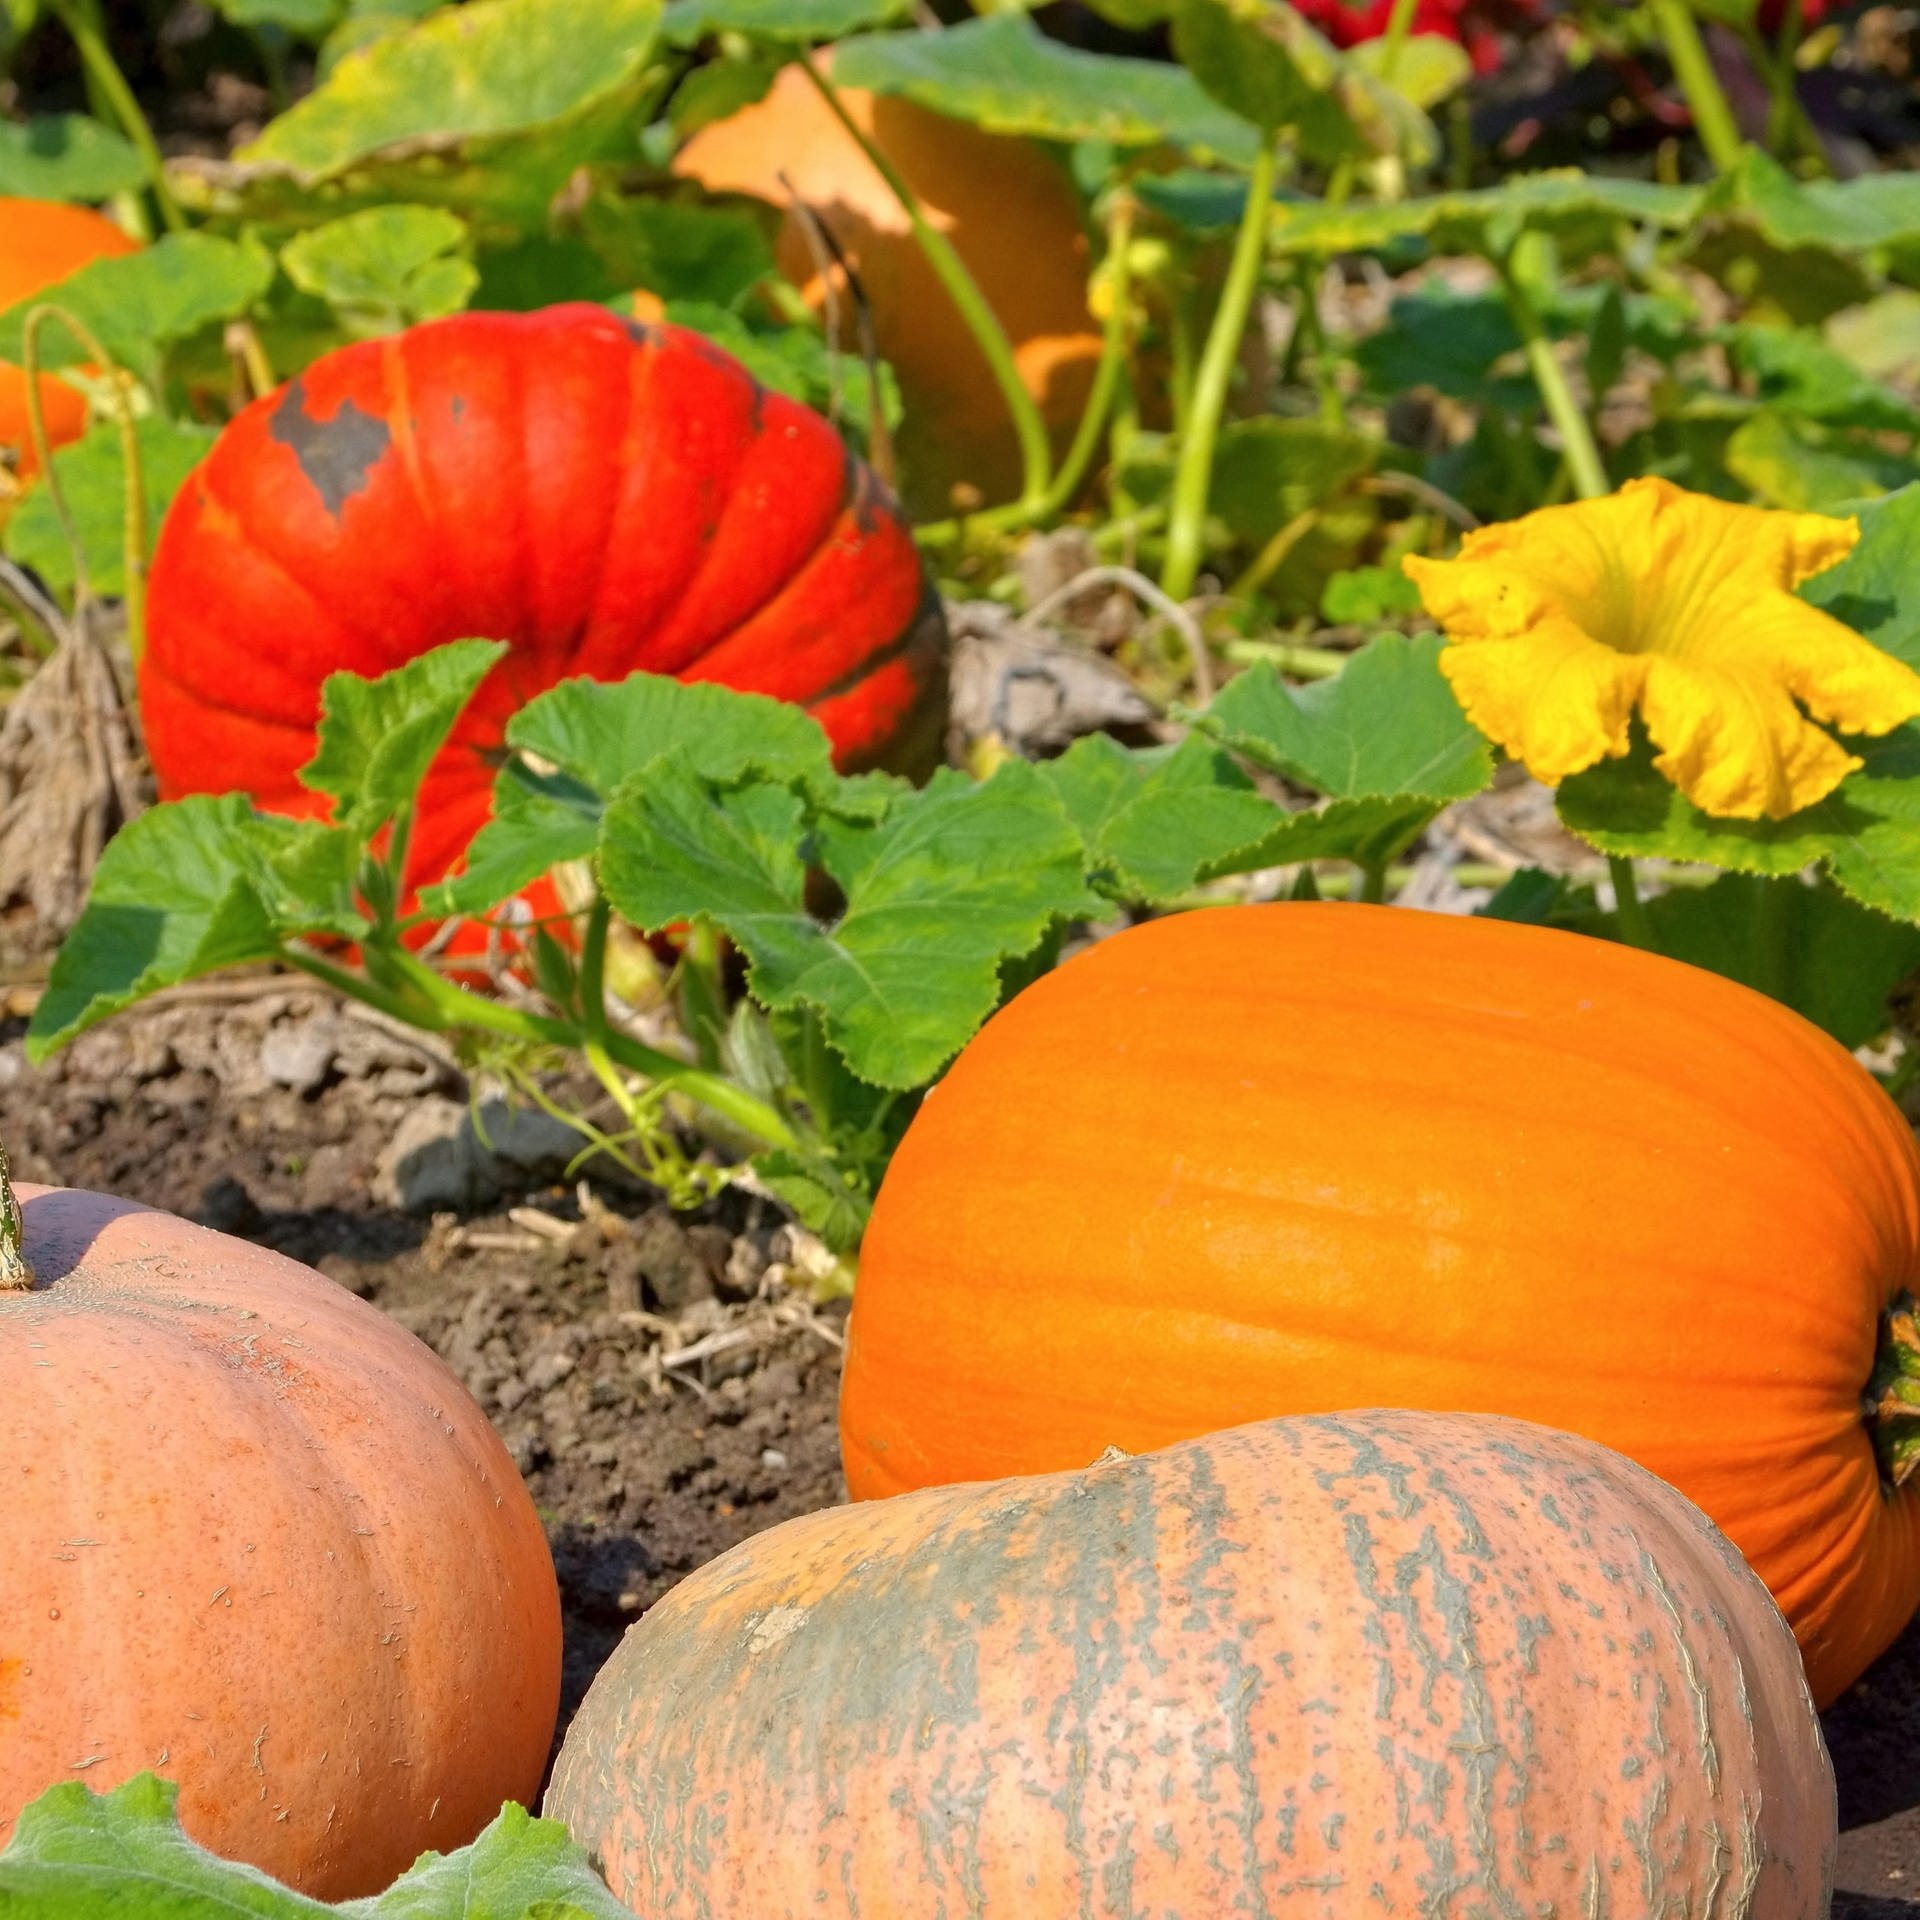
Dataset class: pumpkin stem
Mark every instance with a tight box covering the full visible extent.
[1867,1290,1920,1488]
[0,1143,36,1291]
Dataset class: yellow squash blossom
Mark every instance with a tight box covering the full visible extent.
[1402,477,1920,820]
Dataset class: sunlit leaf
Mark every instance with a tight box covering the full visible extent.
[280,205,478,334]
[0,115,146,200]
[830,15,1260,164]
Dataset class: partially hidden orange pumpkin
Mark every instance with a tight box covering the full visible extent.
[549,1408,1837,1916]
[0,199,140,492]
[673,57,1101,518]
[0,1180,562,1898]
[842,901,1920,1707]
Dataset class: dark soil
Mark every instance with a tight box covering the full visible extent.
[0,984,850,1757]
[4,979,1919,1909]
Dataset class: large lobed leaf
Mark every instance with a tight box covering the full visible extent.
[32,644,507,1058]
[600,759,1095,1088]
[239,0,664,181]
[830,15,1259,164]
[0,234,273,385]
[431,674,836,918]
[26,797,360,1061]
[1200,632,1494,801]
[0,1772,634,1917]
[2,415,217,602]
[1265,169,1701,259]
[0,114,146,200]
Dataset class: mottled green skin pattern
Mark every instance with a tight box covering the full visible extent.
[548,1410,1835,1919]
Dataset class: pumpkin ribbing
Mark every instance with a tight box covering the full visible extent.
[841,900,1920,1706]
[548,1409,1836,1917]
[0,1180,562,1897]
[139,305,945,910]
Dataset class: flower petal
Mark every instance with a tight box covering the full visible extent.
[1638,653,1861,819]
[1439,621,1647,785]
[1685,587,1920,741]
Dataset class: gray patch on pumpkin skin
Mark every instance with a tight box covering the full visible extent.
[267,382,391,519]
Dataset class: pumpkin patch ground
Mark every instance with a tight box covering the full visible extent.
[2,983,1919,1913]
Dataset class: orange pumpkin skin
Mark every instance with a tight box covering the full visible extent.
[842,902,1920,1707]
[674,60,1101,517]
[548,1409,1836,1917]
[0,199,140,486]
[0,1185,562,1898]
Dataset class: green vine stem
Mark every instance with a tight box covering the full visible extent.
[1323,0,1420,207]
[1646,0,1747,175]
[1497,252,1611,504]
[1040,192,1137,518]
[21,303,150,652]
[1161,131,1281,606]
[48,0,187,233]
[797,53,1053,517]
[283,941,801,1154]
[0,1143,33,1291]
[1868,1293,1920,1488]
[1607,853,1656,949]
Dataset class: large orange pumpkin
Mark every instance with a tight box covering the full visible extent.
[674,58,1101,517]
[0,1179,562,1898]
[548,1408,1837,1916]
[0,198,140,492]
[841,901,1920,1707]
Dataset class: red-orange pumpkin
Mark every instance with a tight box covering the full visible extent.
[0,1180,562,1898]
[0,198,141,496]
[842,901,1920,1707]
[140,305,945,916]
[548,1408,1836,1916]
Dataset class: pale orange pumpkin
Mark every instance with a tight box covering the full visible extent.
[0,199,140,491]
[549,1409,1837,1917]
[673,57,1101,517]
[0,1177,561,1898]
[842,901,1920,1707]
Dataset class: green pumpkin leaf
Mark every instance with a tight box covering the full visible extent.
[1720,322,1920,435]
[1266,169,1701,259]
[0,115,147,200]
[1556,729,1920,923]
[1169,0,1434,165]
[280,205,478,335]
[830,15,1260,165]
[1221,790,1447,872]
[1346,32,1470,109]
[579,198,774,310]
[601,758,1093,1087]
[1198,632,1494,802]
[0,1772,634,1916]
[1631,875,1920,1050]
[301,639,507,841]
[662,0,907,43]
[434,673,835,916]
[216,0,343,35]
[241,0,662,176]
[1799,483,1920,667]
[2,414,216,602]
[26,801,355,1062]
[1037,732,1285,903]
[0,233,273,385]
[1320,563,1423,623]
[1723,412,1920,515]
[1701,147,1920,257]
